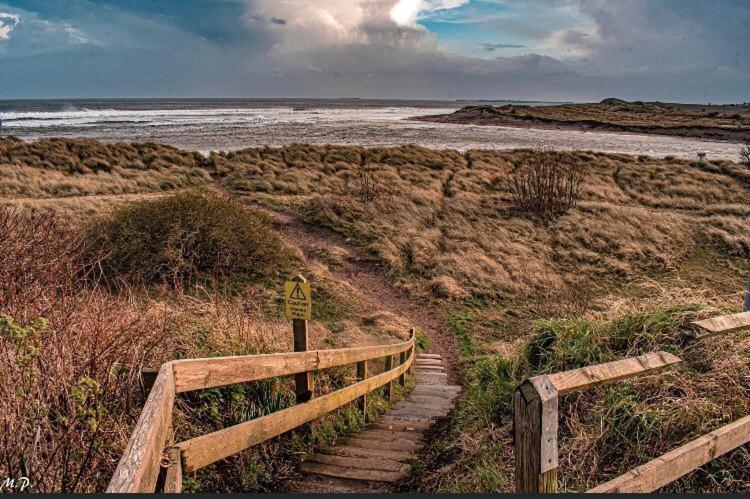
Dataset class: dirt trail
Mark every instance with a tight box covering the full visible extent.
[242,199,463,384]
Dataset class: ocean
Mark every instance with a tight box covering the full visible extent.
[0,98,742,160]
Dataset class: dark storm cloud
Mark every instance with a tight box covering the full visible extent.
[0,0,748,102]
[480,42,525,51]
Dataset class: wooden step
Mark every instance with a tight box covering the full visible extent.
[412,384,461,393]
[300,462,409,483]
[380,415,433,426]
[391,403,454,413]
[355,429,423,442]
[320,445,413,462]
[416,367,446,373]
[389,408,451,419]
[287,474,387,493]
[399,395,456,404]
[294,348,462,492]
[337,437,422,452]
[367,420,432,432]
[304,453,410,473]
[415,360,444,367]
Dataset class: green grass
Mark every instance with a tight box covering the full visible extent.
[420,303,750,492]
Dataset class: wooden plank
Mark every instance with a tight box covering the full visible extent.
[547,351,681,395]
[172,338,413,393]
[370,420,432,431]
[162,447,182,493]
[293,313,313,403]
[107,363,175,493]
[337,437,422,452]
[688,311,750,339]
[399,351,407,386]
[299,461,409,482]
[514,375,558,493]
[589,415,750,493]
[177,355,412,472]
[383,355,393,401]
[322,444,413,461]
[304,453,410,473]
[357,429,423,443]
[356,360,368,420]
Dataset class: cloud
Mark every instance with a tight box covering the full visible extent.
[479,42,524,51]
[0,12,19,39]
[390,0,469,27]
[2,0,749,102]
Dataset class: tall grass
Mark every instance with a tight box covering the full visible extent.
[420,304,750,492]
[0,207,174,492]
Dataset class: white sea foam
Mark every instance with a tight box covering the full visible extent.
[0,103,743,160]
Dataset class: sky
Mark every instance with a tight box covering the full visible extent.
[0,0,748,102]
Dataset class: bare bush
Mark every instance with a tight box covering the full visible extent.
[0,207,173,492]
[345,163,385,202]
[510,155,583,221]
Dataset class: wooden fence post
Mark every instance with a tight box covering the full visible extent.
[514,375,558,493]
[408,327,415,375]
[399,350,406,386]
[292,275,313,403]
[383,355,393,401]
[356,360,368,420]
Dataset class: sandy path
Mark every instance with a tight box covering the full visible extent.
[242,199,463,385]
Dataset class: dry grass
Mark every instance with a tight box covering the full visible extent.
[216,144,749,301]
[0,137,210,199]
[468,100,750,129]
[419,100,750,141]
[414,284,749,493]
[0,201,406,492]
[2,139,748,492]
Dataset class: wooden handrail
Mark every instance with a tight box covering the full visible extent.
[685,311,750,339]
[172,336,414,393]
[588,415,750,493]
[108,363,176,493]
[515,309,749,493]
[548,351,681,395]
[178,355,413,471]
[106,332,415,493]
[514,351,682,493]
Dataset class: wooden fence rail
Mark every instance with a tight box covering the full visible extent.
[514,310,750,493]
[588,415,750,493]
[107,331,415,493]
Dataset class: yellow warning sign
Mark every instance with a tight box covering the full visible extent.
[284,280,312,320]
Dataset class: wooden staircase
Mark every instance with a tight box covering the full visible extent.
[291,353,461,492]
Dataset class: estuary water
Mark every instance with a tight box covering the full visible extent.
[0,98,742,160]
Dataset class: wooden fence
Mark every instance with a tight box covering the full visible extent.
[107,330,416,493]
[514,310,750,493]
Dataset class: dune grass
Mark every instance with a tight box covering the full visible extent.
[1,138,748,492]
[216,144,749,301]
[0,137,211,199]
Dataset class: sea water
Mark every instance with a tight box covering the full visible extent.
[0,98,741,160]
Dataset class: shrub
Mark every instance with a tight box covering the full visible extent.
[510,155,583,221]
[85,190,295,286]
[0,207,173,492]
[345,163,386,202]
